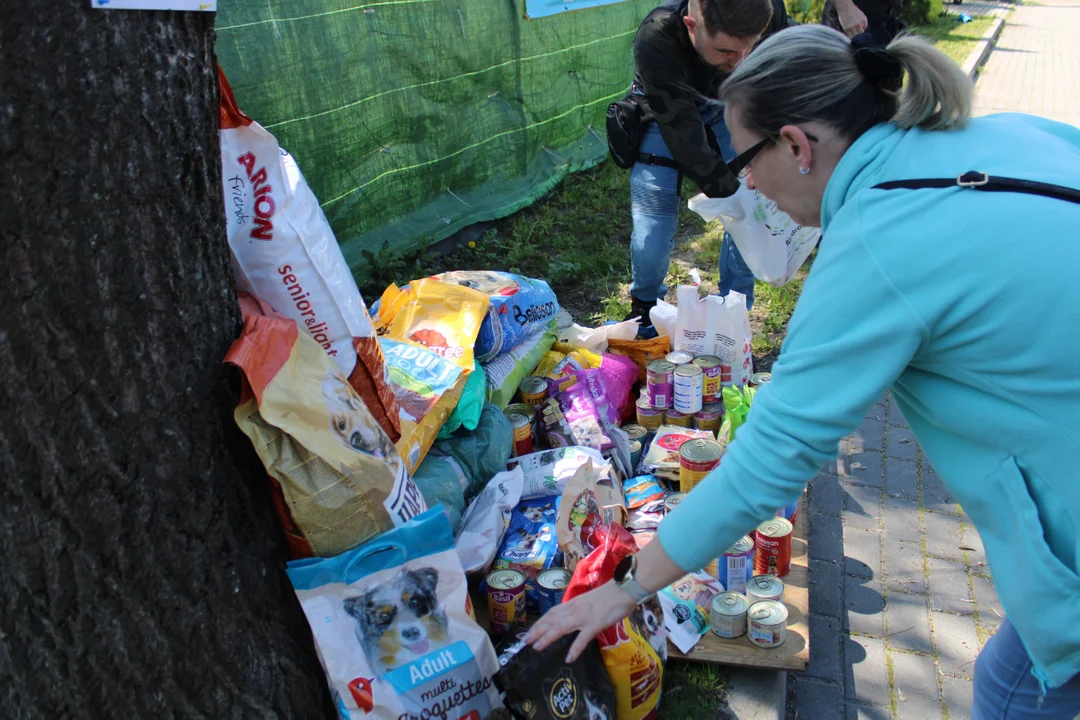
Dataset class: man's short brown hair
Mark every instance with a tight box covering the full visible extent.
[697,0,774,38]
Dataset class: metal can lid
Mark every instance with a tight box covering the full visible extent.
[711,591,749,616]
[629,439,642,453]
[674,363,704,378]
[756,517,793,538]
[747,575,785,596]
[692,355,722,369]
[679,439,724,463]
[666,351,695,365]
[725,535,755,555]
[504,403,536,418]
[665,492,687,509]
[623,423,648,440]
[702,402,724,413]
[750,372,772,385]
[519,375,548,394]
[647,360,677,374]
[506,412,531,429]
[538,568,571,590]
[748,600,789,625]
[488,569,527,590]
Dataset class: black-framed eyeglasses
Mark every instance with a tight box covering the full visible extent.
[727,132,820,179]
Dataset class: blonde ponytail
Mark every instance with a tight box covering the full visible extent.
[888,34,973,130]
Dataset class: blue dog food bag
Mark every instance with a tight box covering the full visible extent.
[489,497,563,612]
[435,271,559,363]
[286,507,501,720]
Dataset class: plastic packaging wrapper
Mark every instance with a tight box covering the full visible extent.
[482,323,558,408]
[454,467,525,574]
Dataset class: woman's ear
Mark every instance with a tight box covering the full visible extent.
[778,124,812,170]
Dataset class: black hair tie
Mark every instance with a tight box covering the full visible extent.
[850,32,904,93]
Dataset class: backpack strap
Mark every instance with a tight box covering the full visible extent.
[638,153,681,170]
[874,171,1080,205]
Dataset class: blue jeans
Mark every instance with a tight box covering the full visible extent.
[629,102,756,310]
[973,618,1080,718]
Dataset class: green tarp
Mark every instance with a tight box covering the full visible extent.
[215,0,654,285]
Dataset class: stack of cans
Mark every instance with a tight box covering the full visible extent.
[638,351,725,437]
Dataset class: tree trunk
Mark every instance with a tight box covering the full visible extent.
[0,3,333,717]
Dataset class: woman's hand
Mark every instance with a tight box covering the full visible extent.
[525,581,636,662]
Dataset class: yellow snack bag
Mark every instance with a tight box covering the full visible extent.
[607,334,673,383]
[534,350,567,378]
[552,342,603,368]
[387,279,490,370]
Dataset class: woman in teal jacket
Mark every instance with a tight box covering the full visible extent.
[528,26,1080,717]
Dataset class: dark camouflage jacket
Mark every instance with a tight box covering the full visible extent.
[632,0,789,197]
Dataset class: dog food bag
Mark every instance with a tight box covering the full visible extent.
[507,446,610,500]
[659,571,726,653]
[455,467,525,575]
[564,523,666,720]
[219,69,400,443]
[482,323,558,408]
[489,497,563,612]
[387,279,490,372]
[496,632,616,720]
[639,425,716,482]
[226,303,426,559]
[286,507,501,720]
[433,271,559,363]
[380,337,467,473]
[556,460,629,571]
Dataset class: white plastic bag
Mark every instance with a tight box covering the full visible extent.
[454,467,524,575]
[688,185,820,287]
[650,299,678,340]
[558,319,640,351]
[673,286,753,386]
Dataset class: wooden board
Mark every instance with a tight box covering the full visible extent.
[666,501,810,671]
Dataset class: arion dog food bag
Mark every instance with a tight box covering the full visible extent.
[379,337,467,473]
[226,300,426,558]
[218,68,400,442]
[564,523,666,720]
[286,508,501,720]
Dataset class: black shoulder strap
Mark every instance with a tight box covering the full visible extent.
[874,171,1080,205]
[638,153,681,170]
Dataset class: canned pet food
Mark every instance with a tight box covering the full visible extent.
[754,517,794,578]
[710,591,749,639]
[776,498,799,524]
[665,492,687,513]
[487,569,527,636]
[745,575,785,606]
[693,355,724,403]
[678,438,723,493]
[695,404,723,435]
[536,568,571,616]
[504,402,536,425]
[629,439,643,471]
[636,396,665,430]
[719,535,755,595]
[664,409,692,428]
[623,424,649,442]
[666,350,695,366]
[673,364,704,415]
[748,600,788,648]
[507,412,534,457]
[646,360,675,409]
[519,375,549,405]
[750,372,772,386]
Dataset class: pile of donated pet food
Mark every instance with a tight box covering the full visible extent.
[218,68,802,720]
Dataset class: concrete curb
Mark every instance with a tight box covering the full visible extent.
[721,667,787,719]
[962,16,1006,80]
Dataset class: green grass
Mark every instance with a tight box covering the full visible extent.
[911,14,996,66]
[657,660,731,719]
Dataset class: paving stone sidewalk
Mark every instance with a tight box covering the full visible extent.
[790,393,1002,719]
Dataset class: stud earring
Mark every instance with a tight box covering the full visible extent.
[799,166,811,175]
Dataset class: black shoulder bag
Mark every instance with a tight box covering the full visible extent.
[873,170,1080,205]
[606,93,680,171]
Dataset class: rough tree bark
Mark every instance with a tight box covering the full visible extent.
[0,3,333,717]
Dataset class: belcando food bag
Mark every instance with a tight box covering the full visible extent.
[564,523,666,720]
[218,68,400,442]
[226,300,426,558]
[387,279,490,372]
[286,508,501,720]
[379,337,466,473]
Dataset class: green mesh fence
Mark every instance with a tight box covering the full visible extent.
[215,0,654,285]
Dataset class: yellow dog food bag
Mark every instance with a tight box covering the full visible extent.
[387,279,490,371]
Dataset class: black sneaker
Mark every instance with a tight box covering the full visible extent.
[624,296,657,324]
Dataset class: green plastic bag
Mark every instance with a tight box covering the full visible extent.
[437,361,487,440]
[719,385,757,446]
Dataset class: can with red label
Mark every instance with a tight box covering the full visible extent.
[754,517,793,578]
[507,412,534,457]
[693,355,724,403]
[679,438,723,492]
[487,569,527,636]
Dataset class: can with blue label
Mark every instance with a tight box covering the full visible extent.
[718,535,755,595]
[536,568,572,616]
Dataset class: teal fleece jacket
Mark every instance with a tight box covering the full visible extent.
[658,114,1080,688]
